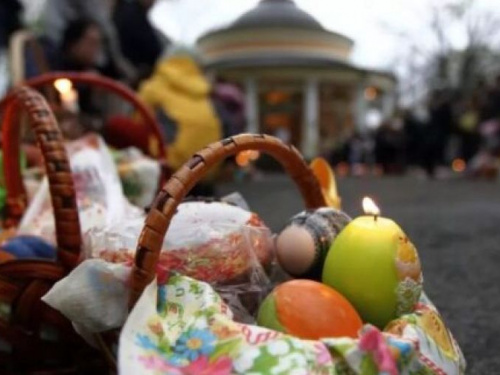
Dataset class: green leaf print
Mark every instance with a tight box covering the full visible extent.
[326,341,355,358]
[334,361,357,375]
[211,338,242,361]
[359,355,378,374]
[157,337,172,355]
[189,282,203,295]
[249,348,280,373]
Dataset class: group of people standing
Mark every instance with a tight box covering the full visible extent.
[34,0,163,86]
[373,78,500,178]
[0,0,246,186]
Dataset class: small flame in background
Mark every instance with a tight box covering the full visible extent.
[236,150,260,167]
[452,158,466,173]
[53,78,73,95]
[362,197,380,216]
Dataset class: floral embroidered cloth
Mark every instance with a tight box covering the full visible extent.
[119,275,465,375]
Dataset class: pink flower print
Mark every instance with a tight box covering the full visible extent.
[359,326,398,375]
[314,342,332,366]
[181,355,233,375]
[138,355,182,374]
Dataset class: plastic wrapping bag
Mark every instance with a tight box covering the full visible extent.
[41,199,273,333]
[86,201,273,284]
[112,147,161,209]
[18,134,129,245]
[119,275,466,375]
[83,200,274,323]
[42,259,130,333]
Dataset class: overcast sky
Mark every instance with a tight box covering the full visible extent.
[150,0,500,70]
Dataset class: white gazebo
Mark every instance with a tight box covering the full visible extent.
[197,0,396,158]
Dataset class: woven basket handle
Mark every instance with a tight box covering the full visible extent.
[24,72,167,161]
[129,133,326,308]
[1,86,82,269]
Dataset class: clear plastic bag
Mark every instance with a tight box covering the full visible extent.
[87,201,273,280]
[18,134,129,245]
[113,147,161,209]
[83,199,275,323]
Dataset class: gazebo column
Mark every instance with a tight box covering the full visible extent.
[244,77,259,134]
[354,82,367,132]
[382,90,396,120]
[301,77,319,159]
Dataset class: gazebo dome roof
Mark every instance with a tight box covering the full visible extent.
[196,0,361,72]
[229,0,324,31]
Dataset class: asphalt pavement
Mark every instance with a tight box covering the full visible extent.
[218,174,500,374]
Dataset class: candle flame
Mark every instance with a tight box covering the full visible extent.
[54,78,73,95]
[362,197,380,216]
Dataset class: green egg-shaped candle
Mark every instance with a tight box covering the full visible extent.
[322,198,423,329]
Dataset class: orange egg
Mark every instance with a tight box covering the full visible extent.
[257,280,362,340]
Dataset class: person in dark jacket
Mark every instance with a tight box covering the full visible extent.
[113,0,164,85]
[0,0,22,49]
[41,0,136,82]
[422,90,454,177]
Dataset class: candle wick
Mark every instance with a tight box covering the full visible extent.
[374,214,378,222]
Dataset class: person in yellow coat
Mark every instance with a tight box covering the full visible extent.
[138,49,223,174]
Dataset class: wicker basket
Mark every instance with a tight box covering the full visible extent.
[96,133,327,369]
[22,71,167,162]
[0,87,105,374]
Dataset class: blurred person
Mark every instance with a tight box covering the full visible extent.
[0,0,22,96]
[138,49,222,171]
[41,0,136,82]
[467,118,500,179]
[457,97,480,162]
[57,19,104,73]
[402,109,424,167]
[422,90,454,178]
[486,75,500,120]
[473,79,491,123]
[211,81,246,137]
[0,0,22,49]
[103,47,223,194]
[113,0,165,85]
[375,118,406,174]
[348,131,375,175]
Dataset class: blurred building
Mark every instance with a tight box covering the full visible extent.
[197,0,396,158]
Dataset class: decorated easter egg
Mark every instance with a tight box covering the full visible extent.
[322,217,423,329]
[276,208,351,278]
[257,279,362,340]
